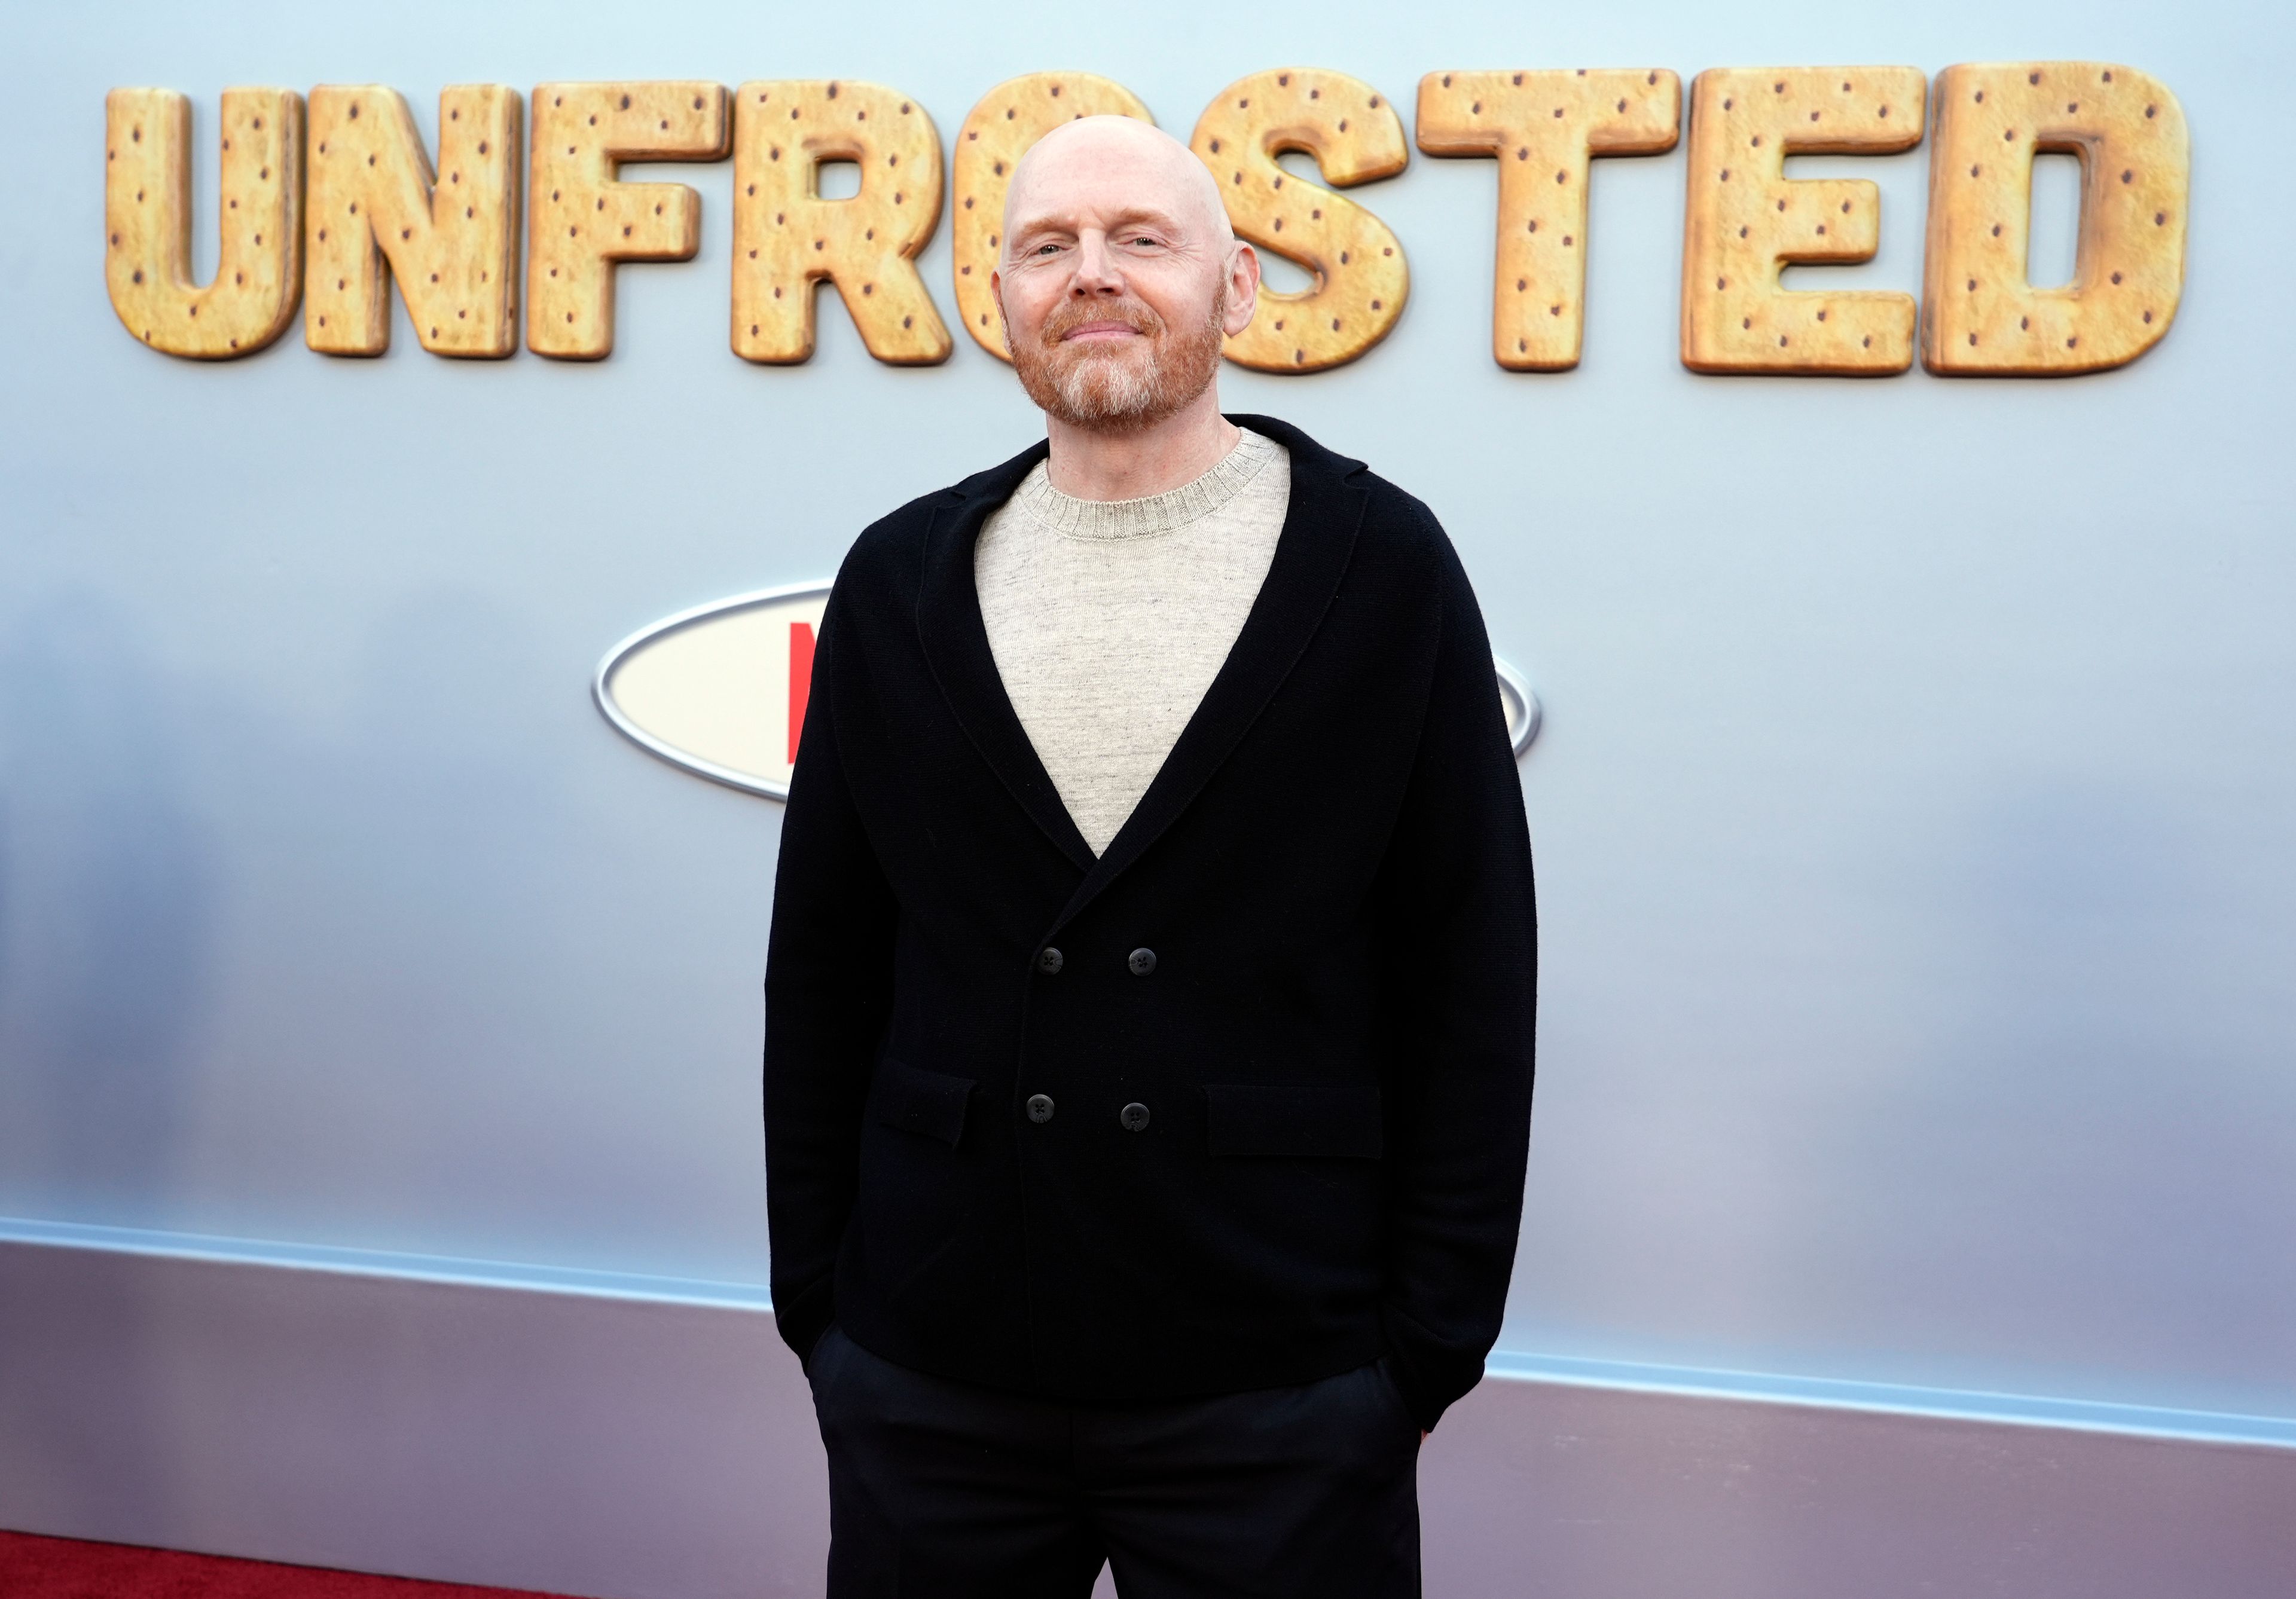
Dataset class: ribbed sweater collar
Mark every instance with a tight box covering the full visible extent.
[1008,428,1277,540]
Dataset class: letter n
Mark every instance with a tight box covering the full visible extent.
[306,86,523,356]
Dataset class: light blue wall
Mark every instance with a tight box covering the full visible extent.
[2,0,2289,1426]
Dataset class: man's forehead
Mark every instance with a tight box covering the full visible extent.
[1007,118,1228,239]
[1009,192,1191,234]
[1020,149,1189,206]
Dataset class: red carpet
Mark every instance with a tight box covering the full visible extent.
[0,1531,579,1598]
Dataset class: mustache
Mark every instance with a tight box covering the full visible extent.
[1037,296,1164,347]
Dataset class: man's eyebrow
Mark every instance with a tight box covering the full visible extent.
[1009,206,1188,238]
[1100,207,1186,233]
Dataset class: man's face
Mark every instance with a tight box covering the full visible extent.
[994,123,1258,433]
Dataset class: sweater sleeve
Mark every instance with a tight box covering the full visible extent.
[1372,523,1539,1431]
[763,585,899,1368]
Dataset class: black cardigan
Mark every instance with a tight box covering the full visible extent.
[764,414,1536,1430]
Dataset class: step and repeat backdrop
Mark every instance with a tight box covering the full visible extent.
[4,0,2292,1438]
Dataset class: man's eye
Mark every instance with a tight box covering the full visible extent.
[1034,242,1062,255]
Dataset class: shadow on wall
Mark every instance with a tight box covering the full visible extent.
[185,584,769,1265]
[0,576,775,1274]
[0,590,218,1218]
[1832,779,2296,1408]
[0,591,221,1534]
[0,579,778,1533]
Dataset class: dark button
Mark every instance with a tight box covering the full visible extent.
[1026,1094,1055,1124]
[1119,1102,1151,1132]
[1036,947,1064,976]
[1126,947,1157,977]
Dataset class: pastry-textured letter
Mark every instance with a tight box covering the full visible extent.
[1681,68,1926,375]
[306,85,521,357]
[528,82,729,359]
[106,87,303,358]
[1922,63,2188,375]
[731,80,949,365]
[1191,69,1409,373]
[1416,69,1679,370]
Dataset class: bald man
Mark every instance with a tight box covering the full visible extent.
[765,117,1537,1599]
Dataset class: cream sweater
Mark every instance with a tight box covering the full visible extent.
[973,428,1292,855]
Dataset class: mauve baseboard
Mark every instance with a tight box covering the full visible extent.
[1,1237,2291,1599]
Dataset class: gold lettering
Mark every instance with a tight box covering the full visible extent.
[105,87,303,359]
[731,80,950,365]
[305,85,521,357]
[1191,69,1410,373]
[527,82,729,359]
[1416,69,1680,371]
[1680,66,1926,375]
[1922,63,2188,375]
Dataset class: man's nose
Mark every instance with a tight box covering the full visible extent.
[1069,231,1124,294]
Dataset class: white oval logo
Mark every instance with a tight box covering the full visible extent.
[595,583,1541,800]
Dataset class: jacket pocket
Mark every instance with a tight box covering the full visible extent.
[871,1060,976,1148]
[1205,1083,1384,1160]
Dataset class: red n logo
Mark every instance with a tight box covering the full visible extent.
[787,622,817,764]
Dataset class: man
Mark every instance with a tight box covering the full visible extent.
[765,115,1535,1597]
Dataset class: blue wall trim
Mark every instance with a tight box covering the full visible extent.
[0,1215,776,1312]
[7,1215,2289,1454]
[1482,1352,2296,1452]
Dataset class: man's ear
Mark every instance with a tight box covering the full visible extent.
[990,270,1011,351]
[1222,242,1261,337]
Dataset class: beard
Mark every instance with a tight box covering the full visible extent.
[1009,286,1227,434]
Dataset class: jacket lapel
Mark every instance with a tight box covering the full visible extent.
[914,439,1100,875]
[1051,414,1367,930]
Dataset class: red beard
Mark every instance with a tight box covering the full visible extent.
[1011,288,1227,433]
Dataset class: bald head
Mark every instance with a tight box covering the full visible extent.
[1002,115,1234,264]
[991,114,1259,438]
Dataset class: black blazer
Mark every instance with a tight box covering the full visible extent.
[764,414,1536,1430]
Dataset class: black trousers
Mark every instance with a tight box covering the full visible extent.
[808,1326,1422,1598]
